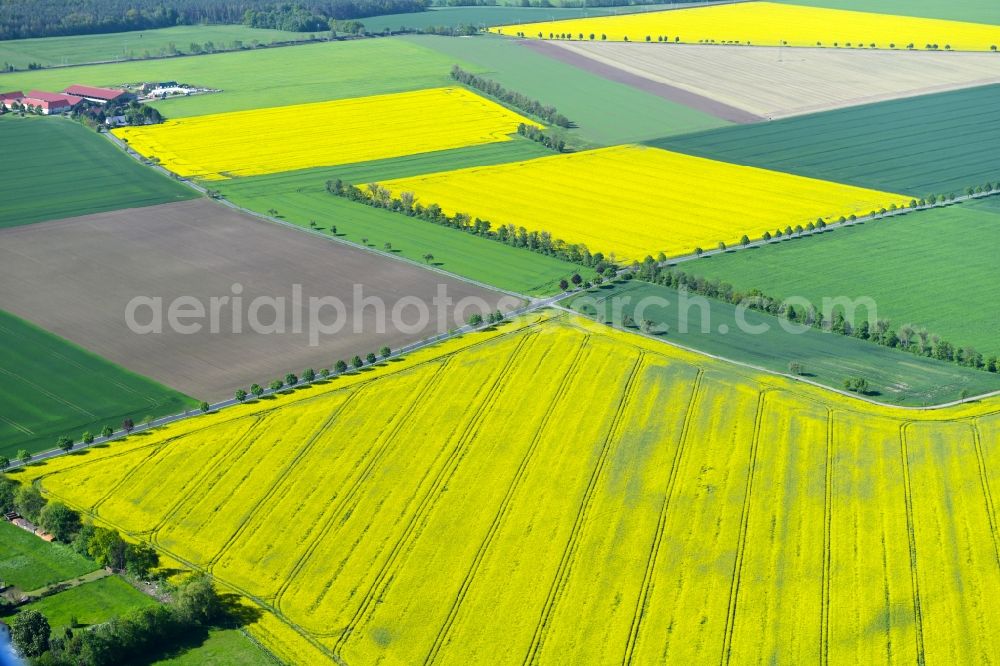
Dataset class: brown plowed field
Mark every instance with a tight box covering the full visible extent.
[0,199,519,400]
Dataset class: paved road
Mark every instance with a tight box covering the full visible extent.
[6,293,570,471]
[12,136,989,471]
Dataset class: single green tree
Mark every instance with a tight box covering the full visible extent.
[366,352,377,364]
[335,360,349,373]
[125,541,159,578]
[15,485,45,521]
[468,313,484,326]
[303,368,316,382]
[175,575,223,625]
[270,379,284,391]
[101,425,114,439]
[199,401,210,413]
[380,346,391,359]
[11,609,50,658]
[82,431,94,445]
[40,501,80,542]
[235,389,247,402]
[88,527,127,569]
[57,435,74,452]
[352,355,364,369]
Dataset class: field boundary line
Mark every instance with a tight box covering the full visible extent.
[622,368,704,665]
[102,131,537,303]
[970,420,1000,570]
[206,390,369,571]
[332,331,537,656]
[663,189,1000,268]
[719,388,769,665]
[898,422,926,665]
[271,358,456,610]
[820,408,836,665]
[523,351,646,665]
[6,309,555,471]
[554,301,1000,411]
[424,335,591,664]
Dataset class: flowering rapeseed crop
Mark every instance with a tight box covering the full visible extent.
[113,87,539,180]
[495,1,1000,51]
[19,314,1000,664]
[379,144,910,261]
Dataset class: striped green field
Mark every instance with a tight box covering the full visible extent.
[672,200,1000,357]
[0,24,314,69]
[564,279,1000,405]
[0,116,195,226]
[360,4,689,32]
[0,309,195,457]
[653,84,1000,195]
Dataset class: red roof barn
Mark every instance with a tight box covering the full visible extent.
[17,90,79,114]
[63,84,130,104]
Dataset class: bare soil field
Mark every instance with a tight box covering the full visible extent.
[520,40,764,123]
[548,41,1000,118]
[0,200,519,401]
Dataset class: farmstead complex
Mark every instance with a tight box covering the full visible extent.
[2,0,1000,663]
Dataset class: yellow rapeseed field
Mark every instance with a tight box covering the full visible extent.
[378,144,910,261]
[18,313,1000,664]
[494,1,1000,51]
[112,87,539,180]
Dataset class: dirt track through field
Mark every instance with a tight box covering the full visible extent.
[520,40,766,124]
[543,41,1000,119]
[0,199,519,400]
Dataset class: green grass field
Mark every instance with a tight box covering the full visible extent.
[0,25,315,69]
[408,34,729,144]
[212,141,584,295]
[653,84,1000,195]
[0,116,195,226]
[154,629,277,665]
[0,38,472,118]
[359,3,681,32]
[564,279,1000,405]
[0,309,196,457]
[776,0,1000,24]
[0,522,98,591]
[671,200,1000,357]
[2,576,157,631]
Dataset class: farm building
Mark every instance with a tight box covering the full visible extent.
[1,90,81,114]
[63,84,132,105]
